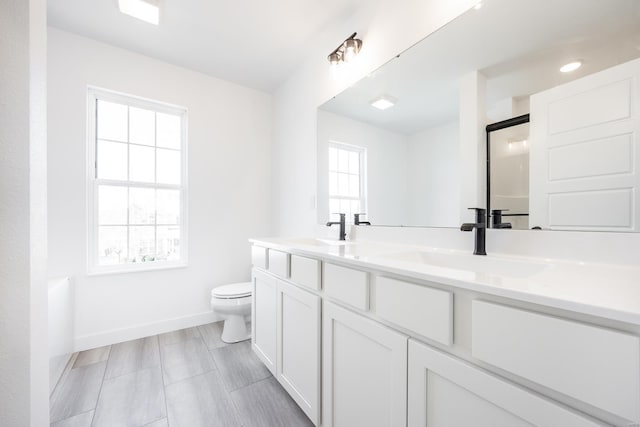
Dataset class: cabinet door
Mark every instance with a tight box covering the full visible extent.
[408,339,606,427]
[323,302,407,427]
[277,280,320,425]
[252,269,277,375]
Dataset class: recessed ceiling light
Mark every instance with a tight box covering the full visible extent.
[474,2,483,10]
[560,61,582,73]
[118,0,160,25]
[370,95,396,110]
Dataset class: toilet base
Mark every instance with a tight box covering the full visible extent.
[221,314,250,343]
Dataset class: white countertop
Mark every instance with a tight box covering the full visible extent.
[250,237,640,326]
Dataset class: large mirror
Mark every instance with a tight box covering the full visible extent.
[317,0,640,231]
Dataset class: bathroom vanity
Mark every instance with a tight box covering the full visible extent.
[249,237,640,427]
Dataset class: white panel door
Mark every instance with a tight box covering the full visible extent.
[277,280,321,425]
[529,57,640,231]
[251,269,277,375]
[408,339,606,427]
[323,302,407,427]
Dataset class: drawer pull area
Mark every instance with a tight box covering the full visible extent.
[472,300,640,421]
[375,277,453,346]
[323,263,369,311]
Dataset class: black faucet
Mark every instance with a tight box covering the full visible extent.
[460,208,487,255]
[326,213,346,240]
[354,213,371,226]
[491,209,512,229]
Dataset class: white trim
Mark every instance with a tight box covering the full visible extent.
[86,86,189,274]
[73,310,220,352]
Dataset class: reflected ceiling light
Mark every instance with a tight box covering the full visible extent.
[370,95,396,110]
[327,32,363,66]
[560,61,582,73]
[118,0,160,25]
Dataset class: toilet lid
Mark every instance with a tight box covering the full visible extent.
[212,282,252,299]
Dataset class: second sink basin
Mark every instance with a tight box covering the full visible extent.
[378,250,550,278]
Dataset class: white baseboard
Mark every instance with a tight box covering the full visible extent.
[74,311,221,352]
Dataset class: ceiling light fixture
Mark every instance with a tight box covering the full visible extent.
[560,61,582,73]
[327,32,363,66]
[474,2,483,10]
[118,0,160,25]
[370,95,396,110]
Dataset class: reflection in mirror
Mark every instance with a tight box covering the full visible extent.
[317,0,640,230]
[487,116,530,230]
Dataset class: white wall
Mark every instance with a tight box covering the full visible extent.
[317,110,409,226]
[271,0,479,235]
[0,0,49,425]
[47,28,272,350]
[407,120,460,227]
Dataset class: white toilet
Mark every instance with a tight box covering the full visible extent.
[210,282,252,343]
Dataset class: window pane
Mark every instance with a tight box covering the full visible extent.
[339,199,350,215]
[329,198,339,215]
[338,173,348,197]
[329,172,337,196]
[157,189,180,224]
[157,226,180,261]
[156,112,181,149]
[129,144,155,183]
[157,148,180,185]
[338,149,349,172]
[349,175,360,197]
[97,100,128,142]
[328,147,337,171]
[98,226,127,265]
[98,185,127,225]
[97,140,128,180]
[351,200,361,216]
[129,226,155,262]
[129,107,155,146]
[349,151,359,175]
[129,187,155,225]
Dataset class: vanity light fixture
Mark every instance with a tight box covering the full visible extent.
[370,95,396,110]
[327,32,363,66]
[118,0,160,25]
[560,61,582,73]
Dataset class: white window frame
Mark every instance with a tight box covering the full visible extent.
[328,141,367,222]
[87,87,188,275]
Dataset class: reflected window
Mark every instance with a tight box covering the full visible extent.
[88,88,187,273]
[328,142,366,221]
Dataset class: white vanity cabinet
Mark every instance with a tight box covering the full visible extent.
[250,241,640,427]
[252,256,321,425]
[276,279,321,425]
[323,301,408,427]
[407,339,605,427]
[252,269,277,374]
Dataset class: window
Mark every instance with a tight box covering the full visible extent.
[87,88,187,274]
[328,142,366,221]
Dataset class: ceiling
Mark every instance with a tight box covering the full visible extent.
[320,0,640,135]
[47,0,367,92]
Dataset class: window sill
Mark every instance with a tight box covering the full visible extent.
[87,261,188,277]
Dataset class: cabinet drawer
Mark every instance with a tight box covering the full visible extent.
[251,245,267,269]
[268,249,290,279]
[472,300,640,421]
[323,263,369,311]
[375,277,453,346]
[290,255,321,290]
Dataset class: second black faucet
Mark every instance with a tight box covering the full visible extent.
[460,208,487,255]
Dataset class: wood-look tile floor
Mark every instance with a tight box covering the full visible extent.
[50,322,314,427]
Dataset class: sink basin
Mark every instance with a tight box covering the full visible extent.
[284,237,352,247]
[378,250,549,278]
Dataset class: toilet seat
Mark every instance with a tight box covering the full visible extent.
[211,282,252,299]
